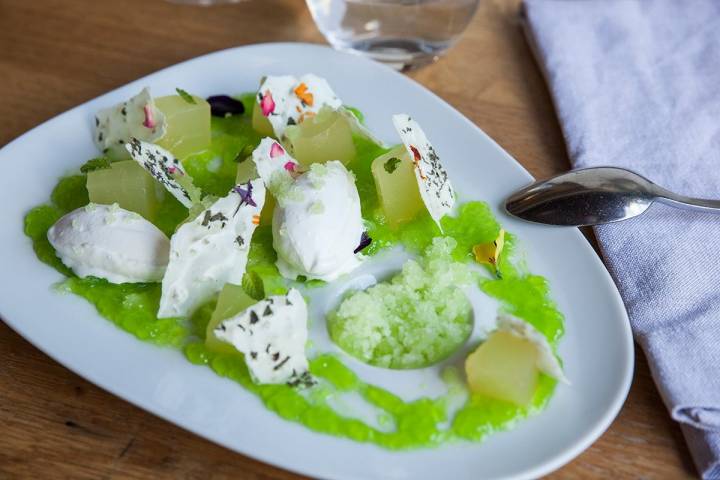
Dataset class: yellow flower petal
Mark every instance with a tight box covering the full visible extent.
[473,229,505,274]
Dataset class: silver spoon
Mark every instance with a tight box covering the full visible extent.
[505,167,720,227]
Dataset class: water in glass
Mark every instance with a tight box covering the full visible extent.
[306,0,480,70]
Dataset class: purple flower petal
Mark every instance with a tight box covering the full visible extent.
[233,182,257,207]
[354,231,372,254]
[207,95,246,117]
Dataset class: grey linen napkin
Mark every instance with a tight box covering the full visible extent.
[522,1,720,477]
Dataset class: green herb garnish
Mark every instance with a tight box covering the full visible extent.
[236,144,255,162]
[384,157,401,174]
[80,157,112,173]
[344,105,364,124]
[176,88,197,105]
[242,270,265,300]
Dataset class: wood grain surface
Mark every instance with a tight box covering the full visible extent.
[0,0,698,478]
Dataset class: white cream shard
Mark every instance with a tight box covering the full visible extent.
[256,74,342,139]
[47,203,169,283]
[392,114,455,229]
[251,137,299,200]
[157,180,266,318]
[94,87,166,158]
[497,314,569,383]
[126,138,194,208]
[214,288,311,385]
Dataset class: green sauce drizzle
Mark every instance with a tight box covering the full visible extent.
[23,95,564,449]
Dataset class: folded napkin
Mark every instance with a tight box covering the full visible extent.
[522,1,720,477]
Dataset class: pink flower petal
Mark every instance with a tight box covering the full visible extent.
[143,104,156,129]
[260,90,275,116]
[270,142,285,158]
[283,161,296,172]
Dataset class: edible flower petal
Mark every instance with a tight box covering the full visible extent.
[207,95,245,117]
[472,229,505,276]
[409,145,426,180]
[293,82,314,107]
[233,182,257,207]
[260,90,275,116]
[270,142,285,158]
[143,104,156,129]
[353,231,372,254]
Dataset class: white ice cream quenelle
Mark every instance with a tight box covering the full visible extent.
[214,288,311,385]
[251,137,363,281]
[257,74,342,139]
[497,314,569,383]
[94,87,166,159]
[47,203,170,283]
[392,114,455,229]
[273,160,364,281]
[158,180,266,318]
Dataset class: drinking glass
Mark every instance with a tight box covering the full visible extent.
[305,0,480,71]
[166,0,244,5]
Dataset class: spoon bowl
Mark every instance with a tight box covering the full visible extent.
[505,167,720,227]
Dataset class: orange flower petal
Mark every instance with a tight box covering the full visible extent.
[293,82,314,107]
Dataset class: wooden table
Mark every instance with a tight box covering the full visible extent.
[0,0,698,478]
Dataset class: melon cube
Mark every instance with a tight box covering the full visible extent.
[371,146,424,229]
[465,331,540,406]
[235,158,257,184]
[205,283,257,354]
[252,101,275,137]
[285,108,356,166]
[86,160,163,221]
[155,94,211,160]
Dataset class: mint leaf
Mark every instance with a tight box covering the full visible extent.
[384,157,401,174]
[176,88,197,105]
[80,157,112,173]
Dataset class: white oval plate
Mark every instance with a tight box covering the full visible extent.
[0,43,633,480]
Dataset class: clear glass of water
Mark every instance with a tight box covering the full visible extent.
[305,0,480,71]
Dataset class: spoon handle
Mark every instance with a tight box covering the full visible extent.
[656,192,720,214]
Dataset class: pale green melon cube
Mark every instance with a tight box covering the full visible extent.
[252,101,275,137]
[235,158,257,184]
[155,94,211,160]
[285,108,356,166]
[371,146,424,229]
[205,283,257,354]
[86,160,163,221]
[465,331,539,406]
